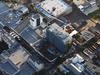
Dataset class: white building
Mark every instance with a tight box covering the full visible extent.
[68,54,85,75]
[36,0,72,18]
[29,14,44,29]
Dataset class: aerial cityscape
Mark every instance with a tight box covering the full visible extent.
[0,0,100,75]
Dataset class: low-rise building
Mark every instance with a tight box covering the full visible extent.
[57,54,96,75]
[0,44,44,75]
[73,0,99,15]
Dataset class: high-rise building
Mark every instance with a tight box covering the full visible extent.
[46,23,72,53]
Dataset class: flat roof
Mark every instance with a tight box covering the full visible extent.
[0,60,17,75]
[81,30,95,41]
[38,0,72,17]
[73,0,86,5]
[16,62,37,75]
[48,23,71,40]
[9,47,29,68]
[20,26,41,46]
[49,23,69,35]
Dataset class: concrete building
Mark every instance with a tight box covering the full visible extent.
[46,23,72,53]
[90,23,100,35]
[16,5,29,17]
[58,54,96,75]
[29,14,44,29]
[81,30,95,43]
[73,0,86,5]
[36,0,72,18]
[75,30,95,45]
[73,0,99,15]
[0,44,44,75]
[67,54,85,75]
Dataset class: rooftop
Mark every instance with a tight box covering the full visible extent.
[20,26,41,47]
[0,3,25,32]
[36,0,72,17]
[48,23,71,42]
[81,30,95,41]
[0,44,44,75]
[9,47,29,68]
[73,0,99,15]
[73,0,86,5]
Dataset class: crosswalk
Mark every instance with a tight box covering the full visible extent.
[9,31,20,39]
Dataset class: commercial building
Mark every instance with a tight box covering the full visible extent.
[46,23,72,53]
[57,54,96,75]
[73,0,99,15]
[0,44,44,75]
[81,30,95,44]
[36,0,72,18]
[29,14,44,29]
